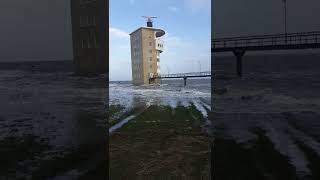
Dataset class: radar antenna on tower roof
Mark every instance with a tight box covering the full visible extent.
[142,16,157,27]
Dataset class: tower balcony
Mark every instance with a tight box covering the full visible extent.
[155,39,164,52]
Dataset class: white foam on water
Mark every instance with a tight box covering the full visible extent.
[288,125,320,157]
[258,118,311,176]
[109,82,210,111]
[192,99,208,118]
[109,115,136,135]
[109,81,211,133]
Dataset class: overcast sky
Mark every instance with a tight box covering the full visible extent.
[0,0,73,62]
[213,0,320,37]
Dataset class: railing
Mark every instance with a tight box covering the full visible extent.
[154,71,211,79]
[212,31,320,51]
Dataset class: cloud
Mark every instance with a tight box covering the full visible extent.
[109,27,129,39]
[188,0,210,12]
[129,0,135,5]
[168,6,179,12]
[163,33,191,51]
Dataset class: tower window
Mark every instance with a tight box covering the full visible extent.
[81,40,85,48]
[87,36,91,48]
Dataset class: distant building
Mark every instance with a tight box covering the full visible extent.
[70,0,108,75]
[130,18,165,85]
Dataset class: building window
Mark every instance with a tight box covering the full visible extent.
[85,16,88,25]
[81,40,85,48]
[149,42,152,46]
[87,35,92,48]
[149,57,152,61]
[149,50,152,53]
[150,65,152,68]
[94,33,99,48]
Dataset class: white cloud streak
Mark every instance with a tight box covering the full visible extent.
[168,6,179,12]
[188,0,210,12]
[109,27,129,39]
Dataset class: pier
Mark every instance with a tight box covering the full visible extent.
[212,31,320,77]
[151,71,211,86]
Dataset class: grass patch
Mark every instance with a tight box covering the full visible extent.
[109,104,143,127]
[213,128,298,180]
[110,104,210,179]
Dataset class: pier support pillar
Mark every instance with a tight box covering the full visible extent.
[233,49,246,77]
[183,77,187,86]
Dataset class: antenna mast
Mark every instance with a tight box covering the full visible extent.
[142,16,157,27]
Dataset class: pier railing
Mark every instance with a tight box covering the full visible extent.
[212,31,320,52]
[154,71,211,79]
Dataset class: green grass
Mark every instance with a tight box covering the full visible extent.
[110,104,210,179]
[109,104,144,127]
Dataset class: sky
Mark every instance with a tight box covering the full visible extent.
[0,0,319,72]
[109,0,211,81]
[213,0,320,37]
[0,0,73,62]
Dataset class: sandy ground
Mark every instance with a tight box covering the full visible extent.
[212,54,320,180]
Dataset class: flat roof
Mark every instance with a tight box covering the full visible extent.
[130,27,165,37]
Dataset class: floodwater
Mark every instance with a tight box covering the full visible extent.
[0,61,107,179]
[109,78,211,132]
[213,54,320,180]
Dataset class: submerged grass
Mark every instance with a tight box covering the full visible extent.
[109,104,210,179]
[213,127,298,180]
[294,139,320,180]
[109,104,144,127]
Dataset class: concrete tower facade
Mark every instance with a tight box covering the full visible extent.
[70,0,108,75]
[130,22,165,85]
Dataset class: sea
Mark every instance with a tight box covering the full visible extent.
[109,78,211,115]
